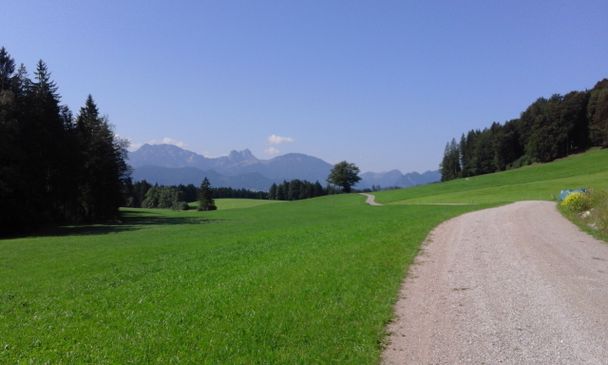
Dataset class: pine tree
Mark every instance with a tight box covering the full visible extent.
[269,183,277,200]
[198,177,217,211]
[0,47,21,230]
[313,181,324,197]
[277,181,287,200]
[21,60,69,224]
[0,47,15,90]
[0,47,130,231]
[76,95,129,220]
[440,139,461,181]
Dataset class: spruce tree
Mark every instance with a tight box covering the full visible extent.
[76,95,128,220]
[0,47,20,230]
[313,181,324,197]
[198,177,217,211]
[22,60,69,224]
[269,183,278,200]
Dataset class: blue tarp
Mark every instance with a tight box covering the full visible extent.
[559,188,587,201]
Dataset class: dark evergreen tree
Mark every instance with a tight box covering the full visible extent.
[123,179,152,207]
[0,47,21,230]
[440,139,462,181]
[276,182,287,200]
[493,120,522,171]
[270,180,327,201]
[0,47,130,232]
[559,91,590,154]
[301,182,313,200]
[269,183,278,200]
[0,47,15,90]
[313,181,324,197]
[76,95,129,220]
[211,187,268,199]
[177,184,198,202]
[588,79,608,147]
[460,130,479,177]
[22,60,63,223]
[287,179,301,200]
[198,177,217,211]
[473,130,495,174]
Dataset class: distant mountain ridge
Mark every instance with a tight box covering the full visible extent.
[358,170,441,189]
[128,144,439,190]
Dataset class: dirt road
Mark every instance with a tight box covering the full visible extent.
[383,201,608,364]
[360,193,382,206]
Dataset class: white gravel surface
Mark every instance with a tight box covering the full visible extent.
[382,201,608,365]
[360,193,383,206]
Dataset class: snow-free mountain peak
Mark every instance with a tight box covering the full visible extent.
[128,144,439,190]
[228,149,257,162]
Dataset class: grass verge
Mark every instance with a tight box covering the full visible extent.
[558,189,608,243]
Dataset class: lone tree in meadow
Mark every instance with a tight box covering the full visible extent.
[328,161,361,193]
[198,177,217,211]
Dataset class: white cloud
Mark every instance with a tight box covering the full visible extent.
[264,146,280,156]
[121,136,188,151]
[159,137,187,148]
[268,134,294,145]
[145,137,187,148]
[128,141,143,151]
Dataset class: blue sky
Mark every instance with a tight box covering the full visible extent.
[1,1,607,172]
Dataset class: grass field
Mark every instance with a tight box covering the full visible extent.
[1,149,607,363]
[188,198,283,210]
[374,148,608,205]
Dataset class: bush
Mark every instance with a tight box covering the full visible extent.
[590,190,608,231]
[560,191,592,212]
[172,201,190,211]
[508,155,532,170]
[198,204,217,211]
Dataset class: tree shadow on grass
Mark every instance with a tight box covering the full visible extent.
[2,210,220,239]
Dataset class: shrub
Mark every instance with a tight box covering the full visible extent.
[560,191,592,212]
[172,201,190,211]
[590,190,608,231]
[198,204,217,211]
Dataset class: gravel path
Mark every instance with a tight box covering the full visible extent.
[360,193,383,206]
[382,201,608,365]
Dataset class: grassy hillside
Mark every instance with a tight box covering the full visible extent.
[375,148,608,205]
[1,149,606,364]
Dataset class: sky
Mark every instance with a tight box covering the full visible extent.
[1,1,607,173]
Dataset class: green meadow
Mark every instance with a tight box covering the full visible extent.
[189,198,284,211]
[375,148,608,205]
[1,149,607,364]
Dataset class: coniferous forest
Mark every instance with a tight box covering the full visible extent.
[268,179,330,201]
[441,79,608,181]
[0,47,129,232]
[122,180,270,210]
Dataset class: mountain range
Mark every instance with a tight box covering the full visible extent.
[128,144,440,191]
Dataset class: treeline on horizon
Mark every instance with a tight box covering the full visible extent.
[0,47,128,232]
[123,180,270,210]
[124,178,335,210]
[269,180,334,201]
[441,79,608,181]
